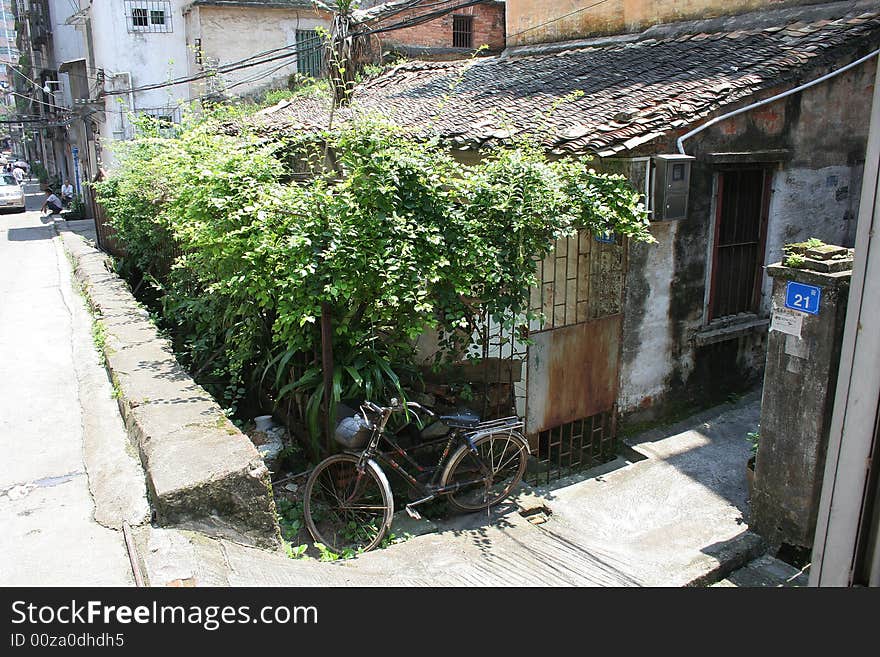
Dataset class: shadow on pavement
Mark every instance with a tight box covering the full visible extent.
[5,226,54,241]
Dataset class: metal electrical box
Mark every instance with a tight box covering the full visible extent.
[652,154,694,221]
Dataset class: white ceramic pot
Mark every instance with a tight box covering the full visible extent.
[254,414,274,433]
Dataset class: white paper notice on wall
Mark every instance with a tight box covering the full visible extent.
[771,308,804,338]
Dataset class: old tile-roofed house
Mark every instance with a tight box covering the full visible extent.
[259,2,880,158]
[259,1,880,457]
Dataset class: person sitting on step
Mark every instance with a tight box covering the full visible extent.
[41,189,63,216]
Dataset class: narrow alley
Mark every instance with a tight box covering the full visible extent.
[0,186,809,589]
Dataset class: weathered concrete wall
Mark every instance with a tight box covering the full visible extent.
[188,5,331,99]
[617,56,875,416]
[761,165,861,313]
[59,231,280,549]
[89,0,192,166]
[619,220,680,412]
[752,256,852,550]
[506,0,830,47]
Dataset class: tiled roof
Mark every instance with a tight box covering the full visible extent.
[257,4,880,156]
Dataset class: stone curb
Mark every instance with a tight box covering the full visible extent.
[681,531,767,587]
[57,228,280,549]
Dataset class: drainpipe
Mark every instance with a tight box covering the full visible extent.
[113,71,135,138]
[676,48,880,155]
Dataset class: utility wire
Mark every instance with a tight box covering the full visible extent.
[366,0,491,36]
[25,0,601,109]
[357,0,456,24]
[99,0,493,98]
[8,90,72,113]
[505,0,612,40]
[8,65,45,90]
[99,34,327,97]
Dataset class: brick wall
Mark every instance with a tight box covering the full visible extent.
[376,1,505,55]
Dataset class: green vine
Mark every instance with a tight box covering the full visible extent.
[95,109,654,452]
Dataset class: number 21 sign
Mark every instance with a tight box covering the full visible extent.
[784,281,821,315]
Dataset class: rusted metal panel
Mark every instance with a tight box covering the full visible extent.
[525,313,623,435]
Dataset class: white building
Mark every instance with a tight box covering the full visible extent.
[183,1,331,100]
[21,0,331,179]
[88,0,191,148]
[1,0,20,149]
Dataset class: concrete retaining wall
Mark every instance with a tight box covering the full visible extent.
[59,230,280,549]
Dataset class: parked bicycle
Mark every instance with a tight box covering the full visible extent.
[303,398,529,554]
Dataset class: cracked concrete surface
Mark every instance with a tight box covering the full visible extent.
[0,187,149,586]
[133,394,767,587]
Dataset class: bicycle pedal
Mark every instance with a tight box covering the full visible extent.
[405,505,422,521]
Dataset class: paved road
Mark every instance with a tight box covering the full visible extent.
[0,184,147,586]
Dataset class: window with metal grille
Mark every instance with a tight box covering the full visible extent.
[296,29,323,78]
[124,1,172,33]
[452,15,473,48]
[132,8,147,27]
[136,106,181,136]
[528,229,625,332]
[708,169,771,319]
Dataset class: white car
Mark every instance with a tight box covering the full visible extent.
[0,173,26,212]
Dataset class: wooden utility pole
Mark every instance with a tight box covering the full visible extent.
[320,302,334,451]
[326,1,362,107]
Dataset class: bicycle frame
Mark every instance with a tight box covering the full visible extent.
[303,403,529,553]
[353,409,526,503]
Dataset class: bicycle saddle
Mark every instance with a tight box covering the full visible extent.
[437,411,481,428]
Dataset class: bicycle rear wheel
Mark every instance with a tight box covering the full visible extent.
[441,431,527,513]
[303,454,394,554]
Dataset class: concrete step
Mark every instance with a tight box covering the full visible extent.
[711,554,810,587]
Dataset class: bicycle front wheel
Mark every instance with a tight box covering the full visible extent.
[441,431,528,513]
[303,454,394,554]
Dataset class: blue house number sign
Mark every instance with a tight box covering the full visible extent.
[784,281,821,315]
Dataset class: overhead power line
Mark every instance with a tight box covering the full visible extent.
[99,0,495,98]
[506,0,613,40]
[366,0,491,36]
[8,90,72,112]
[99,34,326,97]
[25,0,608,106]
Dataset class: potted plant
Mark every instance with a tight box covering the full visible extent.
[61,195,84,220]
[746,430,759,499]
[31,162,49,190]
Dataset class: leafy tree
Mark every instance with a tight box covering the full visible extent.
[96,110,654,455]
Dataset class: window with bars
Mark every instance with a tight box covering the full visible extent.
[708,168,771,320]
[136,106,181,136]
[452,15,473,48]
[296,29,323,78]
[124,1,172,33]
